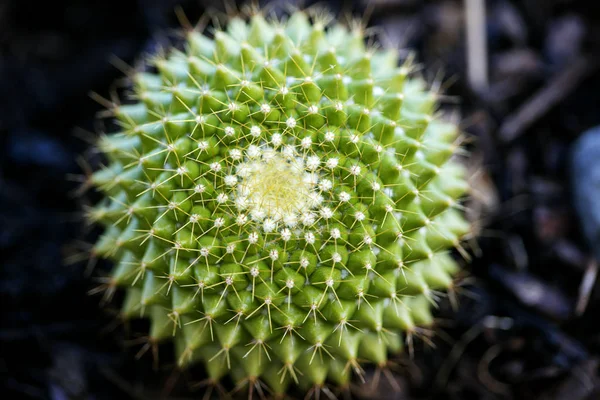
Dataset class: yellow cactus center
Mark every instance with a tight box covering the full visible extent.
[237,152,319,224]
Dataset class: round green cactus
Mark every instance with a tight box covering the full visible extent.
[89,10,470,396]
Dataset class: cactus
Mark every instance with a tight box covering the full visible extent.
[89,9,470,397]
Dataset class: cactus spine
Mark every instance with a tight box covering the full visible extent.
[89,10,470,396]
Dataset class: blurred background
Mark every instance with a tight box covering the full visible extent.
[2,0,600,399]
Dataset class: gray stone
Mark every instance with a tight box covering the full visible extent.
[571,126,600,261]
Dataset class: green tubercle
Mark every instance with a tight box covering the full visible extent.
[89,10,471,396]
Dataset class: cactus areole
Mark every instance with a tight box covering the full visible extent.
[90,10,471,395]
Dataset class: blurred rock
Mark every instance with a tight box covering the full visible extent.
[492,48,543,81]
[571,126,600,261]
[545,14,586,69]
[8,130,73,170]
[489,264,572,321]
[48,344,87,399]
[492,0,528,46]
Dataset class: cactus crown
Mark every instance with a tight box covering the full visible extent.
[90,9,470,396]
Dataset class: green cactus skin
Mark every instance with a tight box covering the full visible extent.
[89,10,470,396]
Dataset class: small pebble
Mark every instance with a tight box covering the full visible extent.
[571,126,600,261]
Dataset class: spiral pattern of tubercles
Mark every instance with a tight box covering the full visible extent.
[90,11,470,395]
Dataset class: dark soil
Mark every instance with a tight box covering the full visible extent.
[2,0,600,399]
